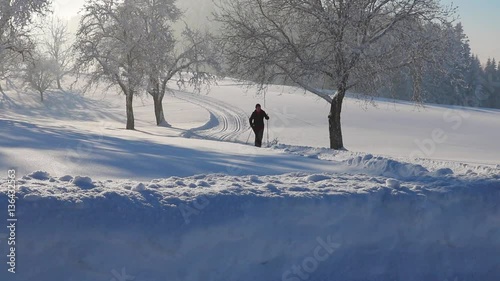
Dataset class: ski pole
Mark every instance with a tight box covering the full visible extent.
[245,128,252,144]
[266,120,270,146]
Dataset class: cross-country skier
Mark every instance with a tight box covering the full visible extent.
[249,103,270,147]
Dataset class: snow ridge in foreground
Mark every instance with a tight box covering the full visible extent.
[1,168,499,281]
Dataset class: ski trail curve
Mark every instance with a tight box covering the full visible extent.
[174,91,250,142]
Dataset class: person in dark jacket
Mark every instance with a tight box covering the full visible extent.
[249,103,270,147]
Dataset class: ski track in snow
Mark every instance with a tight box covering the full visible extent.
[170,90,498,176]
[173,90,249,142]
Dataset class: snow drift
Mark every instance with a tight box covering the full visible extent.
[1,166,499,281]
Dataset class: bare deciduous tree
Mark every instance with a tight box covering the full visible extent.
[24,53,57,102]
[215,0,454,149]
[43,17,73,90]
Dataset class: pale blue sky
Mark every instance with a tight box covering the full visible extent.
[442,0,500,62]
[53,0,500,62]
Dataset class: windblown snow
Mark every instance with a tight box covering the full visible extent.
[0,78,499,280]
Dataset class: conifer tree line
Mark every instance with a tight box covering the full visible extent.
[380,23,500,109]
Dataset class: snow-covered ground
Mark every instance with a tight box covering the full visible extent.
[0,78,499,280]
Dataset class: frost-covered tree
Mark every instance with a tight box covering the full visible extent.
[215,0,454,149]
[42,17,73,90]
[0,0,52,90]
[75,0,219,128]
[134,0,220,126]
[24,53,57,102]
[75,0,147,130]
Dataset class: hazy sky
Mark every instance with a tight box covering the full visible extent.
[442,0,500,62]
[53,0,500,62]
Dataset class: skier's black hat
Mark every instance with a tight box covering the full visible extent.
[256,103,261,108]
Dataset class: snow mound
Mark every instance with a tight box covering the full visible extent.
[28,171,50,180]
[306,174,331,182]
[346,155,429,179]
[385,178,401,188]
[434,167,454,176]
[1,172,500,280]
[148,182,162,189]
[249,175,263,184]
[174,180,186,186]
[132,183,147,191]
[71,176,95,189]
[19,186,30,192]
[59,175,73,182]
[272,143,334,159]
[289,186,310,192]
[197,180,210,187]
[263,183,280,193]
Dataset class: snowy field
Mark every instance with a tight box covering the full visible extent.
[0,78,499,280]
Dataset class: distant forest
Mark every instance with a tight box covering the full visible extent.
[379,23,500,109]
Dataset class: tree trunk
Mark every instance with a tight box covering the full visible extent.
[126,92,135,130]
[40,91,44,102]
[56,77,62,90]
[328,88,345,150]
[153,93,166,126]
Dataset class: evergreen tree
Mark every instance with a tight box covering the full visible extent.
[482,58,498,107]
[450,23,473,105]
[466,55,485,107]
[420,23,470,105]
[494,59,500,107]
[497,61,500,81]
[485,58,496,78]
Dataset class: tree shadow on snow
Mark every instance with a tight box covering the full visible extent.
[0,88,122,122]
[0,119,331,179]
